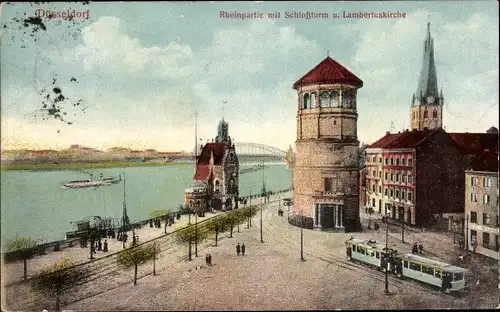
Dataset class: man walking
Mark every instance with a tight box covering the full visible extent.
[241,243,246,256]
[236,243,241,256]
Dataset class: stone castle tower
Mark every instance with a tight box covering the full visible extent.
[292,56,363,232]
[410,23,444,131]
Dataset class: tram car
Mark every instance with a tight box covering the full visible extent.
[345,237,469,293]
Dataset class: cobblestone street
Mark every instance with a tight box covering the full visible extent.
[2,196,497,311]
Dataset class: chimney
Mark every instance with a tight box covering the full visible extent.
[386,131,390,135]
[423,127,429,131]
[405,129,409,132]
[398,131,401,134]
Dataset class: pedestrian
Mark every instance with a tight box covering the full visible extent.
[241,243,246,256]
[208,254,212,266]
[236,243,241,256]
[103,239,108,252]
[98,239,102,251]
[205,254,209,266]
[412,242,418,254]
[135,234,139,243]
[418,242,423,254]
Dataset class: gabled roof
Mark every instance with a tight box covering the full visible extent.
[368,128,438,149]
[293,57,363,89]
[468,151,499,172]
[194,143,228,181]
[448,132,499,155]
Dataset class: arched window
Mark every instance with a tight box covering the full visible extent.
[330,91,339,107]
[320,92,330,107]
[432,110,437,118]
[215,180,220,192]
[342,91,350,108]
[413,111,416,119]
[423,110,428,118]
[303,93,310,109]
[310,93,316,108]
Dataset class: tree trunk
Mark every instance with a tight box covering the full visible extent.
[215,231,218,246]
[188,241,192,261]
[23,258,27,279]
[134,263,138,285]
[55,292,61,311]
[230,225,233,238]
[238,223,240,233]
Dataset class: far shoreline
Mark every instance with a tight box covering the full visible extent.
[0,161,192,172]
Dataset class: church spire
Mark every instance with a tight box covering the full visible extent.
[415,22,440,105]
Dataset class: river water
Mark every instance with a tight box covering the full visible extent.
[0,162,292,250]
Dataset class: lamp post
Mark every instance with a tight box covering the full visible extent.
[195,211,198,257]
[385,213,390,294]
[260,198,264,243]
[248,190,252,228]
[300,212,305,261]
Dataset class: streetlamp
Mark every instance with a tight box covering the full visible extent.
[260,198,264,243]
[384,213,390,294]
[300,211,305,262]
[195,211,198,257]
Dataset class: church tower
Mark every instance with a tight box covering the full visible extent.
[410,23,444,131]
[292,56,363,232]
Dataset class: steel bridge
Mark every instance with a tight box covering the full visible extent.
[234,142,286,157]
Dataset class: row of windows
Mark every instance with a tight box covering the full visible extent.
[469,193,497,204]
[412,110,438,119]
[368,185,413,201]
[470,176,497,188]
[469,211,500,227]
[366,155,413,166]
[470,230,500,251]
[301,91,356,109]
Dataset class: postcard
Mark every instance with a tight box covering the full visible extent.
[1,1,498,311]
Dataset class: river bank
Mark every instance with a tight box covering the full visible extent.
[0,160,190,171]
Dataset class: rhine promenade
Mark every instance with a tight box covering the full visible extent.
[2,191,497,311]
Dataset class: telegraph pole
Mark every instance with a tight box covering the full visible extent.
[402,220,405,244]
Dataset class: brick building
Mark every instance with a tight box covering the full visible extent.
[364,127,466,226]
[292,56,362,232]
[464,151,499,260]
[191,118,239,211]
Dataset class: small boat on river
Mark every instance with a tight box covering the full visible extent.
[62,173,122,189]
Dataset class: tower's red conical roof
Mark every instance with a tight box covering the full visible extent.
[293,56,363,89]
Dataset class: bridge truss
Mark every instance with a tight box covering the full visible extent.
[234,142,287,157]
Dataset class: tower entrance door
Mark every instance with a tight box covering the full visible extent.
[320,205,334,228]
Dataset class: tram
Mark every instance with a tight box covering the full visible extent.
[345,237,469,293]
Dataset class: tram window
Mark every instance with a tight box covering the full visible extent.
[453,272,464,281]
[376,252,380,259]
[422,266,434,275]
[434,270,442,278]
[403,260,409,268]
[409,262,421,271]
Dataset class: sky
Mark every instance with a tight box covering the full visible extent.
[0,1,498,152]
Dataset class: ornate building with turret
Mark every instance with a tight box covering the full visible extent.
[190,118,239,212]
[292,56,363,232]
[410,23,444,131]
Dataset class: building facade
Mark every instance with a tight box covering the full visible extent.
[409,23,444,131]
[364,128,466,226]
[192,119,239,211]
[465,152,499,260]
[292,56,363,232]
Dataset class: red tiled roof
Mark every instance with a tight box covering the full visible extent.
[194,143,228,181]
[368,128,437,149]
[293,57,363,89]
[469,151,499,172]
[449,133,499,155]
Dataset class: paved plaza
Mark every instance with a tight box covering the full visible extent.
[2,196,498,310]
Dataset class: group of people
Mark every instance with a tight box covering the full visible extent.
[412,241,424,254]
[236,243,246,256]
[90,238,108,255]
[278,209,284,217]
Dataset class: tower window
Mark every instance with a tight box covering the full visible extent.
[423,110,428,118]
[320,92,330,107]
[330,91,339,107]
[413,111,416,119]
[303,93,310,109]
[310,93,316,108]
[432,109,437,118]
